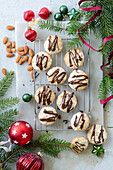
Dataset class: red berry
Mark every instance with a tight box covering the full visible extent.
[38,7,51,20]
[24,10,35,22]
[25,29,37,42]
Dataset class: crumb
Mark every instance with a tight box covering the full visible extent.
[79,110,83,113]
[68,126,72,129]
[58,115,61,120]
[63,120,69,124]
[95,117,98,121]
[23,84,25,86]
[57,87,60,92]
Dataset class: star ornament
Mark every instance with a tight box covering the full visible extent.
[8,121,33,146]
[92,145,105,157]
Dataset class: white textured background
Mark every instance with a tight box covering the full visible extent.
[0,0,113,170]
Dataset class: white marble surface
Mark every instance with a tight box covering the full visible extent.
[0,0,113,170]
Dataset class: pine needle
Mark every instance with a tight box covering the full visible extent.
[0,71,14,97]
[0,97,19,111]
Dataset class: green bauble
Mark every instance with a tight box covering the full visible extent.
[22,93,32,102]
[59,5,68,15]
[54,12,63,21]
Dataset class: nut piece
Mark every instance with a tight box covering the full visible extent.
[30,71,34,79]
[17,47,24,51]
[6,47,12,53]
[11,48,16,53]
[28,57,32,65]
[29,49,34,57]
[6,41,11,47]
[3,37,8,44]
[19,58,23,65]
[16,55,21,63]
[24,46,29,54]
[6,53,14,58]
[27,66,33,71]
[7,25,15,30]
[23,56,28,62]
[2,68,7,75]
[17,51,26,56]
[12,41,15,48]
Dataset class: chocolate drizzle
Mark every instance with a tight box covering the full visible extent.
[61,91,74,112]
[73,141,85,153]
[48,35,59,51]
[40,109,57,122]
[47,68,66,84]
[36,54,48,70]
[37,86,53,105]
[91,125,104,144]
[74,113,85,129]
[68,74,88,90]
[69,49,82,67]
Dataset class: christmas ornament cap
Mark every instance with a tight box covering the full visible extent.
[16,152,44,170]
[8,121,33,146]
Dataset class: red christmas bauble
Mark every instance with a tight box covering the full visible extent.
[38,7,51,20]
[8,121,33,146]
[16,152,44,170]
[24,10,35,22]
[25,28,37,42]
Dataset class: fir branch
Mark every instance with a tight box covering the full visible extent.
[39,20,67,33]
[0,71,14,97]
[0,133,71,167]
[0,97,19,111]
[0,109,18,122]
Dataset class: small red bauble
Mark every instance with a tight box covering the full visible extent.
[16,152,44,170]
[38,7,51,20]
[25,28,37,42]
[24,10,35,22]
[8,121,33,146]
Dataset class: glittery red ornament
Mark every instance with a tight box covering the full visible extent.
[25,28,37,42]
[8,121,33,146]
[38,7,52,20]
[16,152,44,170]
[24,10,35,22]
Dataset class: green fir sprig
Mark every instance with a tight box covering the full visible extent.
[0,97,19,111]
[0,71,14,97]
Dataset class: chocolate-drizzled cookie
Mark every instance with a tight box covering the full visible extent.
[64,48,84,69]
[71,137,88,154]
[47,67,67,85]
[32,52,52,71]
[56,91,77,113]
[35,86,55,105]
[71,112,90,131]
[38,107,58,126]
[44,35,63,54]
[68,69,88,91]
[87,124,107,145]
